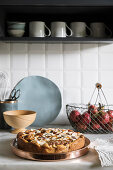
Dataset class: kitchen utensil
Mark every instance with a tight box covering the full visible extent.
[8,30,25,37]
[51,21,72,37]
[90,22,112,38]
[11,137,90,161]
[29,21,51,37]
[70,22,92,37]
[66,83,113,134]
[10,89,20,100]
[3,110,36,133]
[13,76,62,126]
[0,71,9,101]
[0,100,18,129]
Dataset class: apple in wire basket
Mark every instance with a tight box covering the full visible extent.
[107,110,113,122]
[100,122,113,131]
[69,110,81,123]
[81,111,91,125]
[76,111,91,131]
[88,105,98,115]
[76,122,87,131]
[98,111,110,125]
[91,121,100,130]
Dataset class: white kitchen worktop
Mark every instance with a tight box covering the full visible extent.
[0,125,113,170]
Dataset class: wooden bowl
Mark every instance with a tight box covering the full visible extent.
[3,110,36,134]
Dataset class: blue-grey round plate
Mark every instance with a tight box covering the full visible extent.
[14,76,62,126]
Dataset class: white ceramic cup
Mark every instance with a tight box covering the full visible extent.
[90,22,112,38]
[51,21,72,37]
[29,21,51,37]
[70,22,92,37]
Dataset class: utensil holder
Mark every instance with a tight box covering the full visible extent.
[0,100,18,129]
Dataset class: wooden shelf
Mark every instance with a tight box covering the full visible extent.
[0,37,113,43]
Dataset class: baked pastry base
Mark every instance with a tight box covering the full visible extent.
[17,128,85,154]
[11,138,90,161]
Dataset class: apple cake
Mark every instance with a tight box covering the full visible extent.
[17,128,85,154]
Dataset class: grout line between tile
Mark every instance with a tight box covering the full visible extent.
[61,43,64,116]
[44,43,46,77]
[98,43,101,83]
[80,43,82,104]
[9,42,12,89]
[27,43,29,77]
[45,43,47,77]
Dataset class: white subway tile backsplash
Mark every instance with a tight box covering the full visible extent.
[63,44,80,70]
[28,44,44,51]
[28,54,45,70]
[82,70,98,88]
[102,88,113,105]
[63,88,81,104]
[99,53,113,70]
[0,42,113,124]
[100,70,113,88]
[81,53,98,70]
[28,70,45,77]
[81,44,98,54]
[11,43,27,52]
[0,55,10,70]
[46,71,63,88]
[0,43,10,69]
[99,43,113,53]
[45,44,63,70]
[0,43,10,51]
[81,88,98,104]
[63,44,80,52]
[28,44,45,70]
[10,43,28,70]
[63,71,81,88]
[11,71,28,88]
[0,70,11,89]
[10,52,28,70]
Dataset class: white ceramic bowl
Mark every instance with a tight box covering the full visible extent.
[8,29,25,37]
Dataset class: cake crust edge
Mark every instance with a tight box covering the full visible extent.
[17,129,85,154]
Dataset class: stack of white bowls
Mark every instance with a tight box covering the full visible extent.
[7,22,26,37]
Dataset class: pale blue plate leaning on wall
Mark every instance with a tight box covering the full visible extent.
[14,76,62,126]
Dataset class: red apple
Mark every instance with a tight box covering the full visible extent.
[107,110,113,121]
[88,105,97,111]
[88,105,98,115]
[77,122,87,131]
[105,122,113,131]
[81,112,91,125]
[91,121,100,130]
[98,111,110,125]
[101,122,113,131]
[70,110,80,123]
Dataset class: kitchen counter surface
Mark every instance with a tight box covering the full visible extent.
[0,125,113,170]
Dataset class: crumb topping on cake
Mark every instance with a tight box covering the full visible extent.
[18,128,82,147]
[17,128,85,153]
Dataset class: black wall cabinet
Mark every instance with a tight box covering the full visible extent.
[0,0,113,43]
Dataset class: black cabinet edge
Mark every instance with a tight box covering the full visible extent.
[0,0,113,6]
[0,37,112,44]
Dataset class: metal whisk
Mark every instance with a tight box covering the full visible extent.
[0,71,9,101]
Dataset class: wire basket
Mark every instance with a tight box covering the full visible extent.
[66,83,113,134]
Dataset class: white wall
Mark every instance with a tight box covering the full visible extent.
[0,42,113,124]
